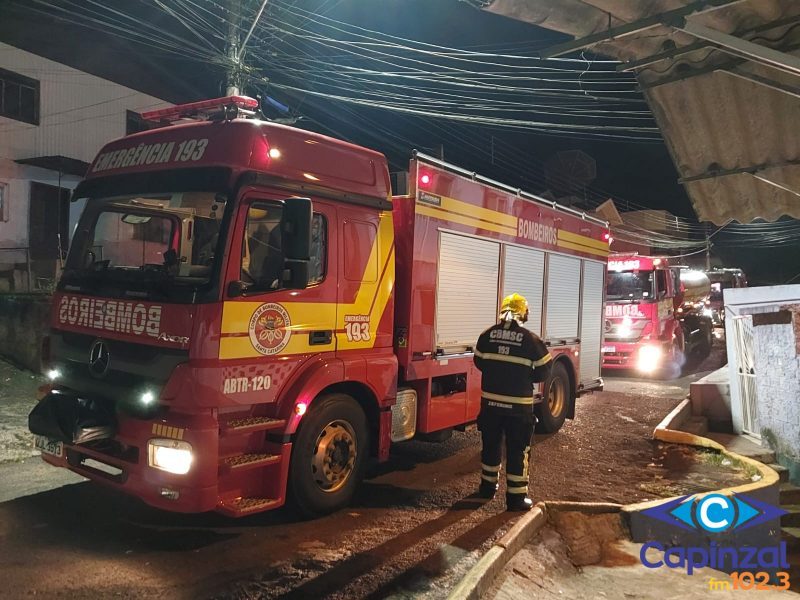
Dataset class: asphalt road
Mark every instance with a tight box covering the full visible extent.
[0,343,727,599]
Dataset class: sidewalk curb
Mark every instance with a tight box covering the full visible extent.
[446,503,547,600]
[446,399,781,600]
[647,398,780,502]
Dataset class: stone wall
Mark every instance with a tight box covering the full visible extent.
[752,309,800,483]
[0,294,52,372]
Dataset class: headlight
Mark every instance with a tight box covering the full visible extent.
[47,368,62,381]
[637,345,663,373]
[148,439,193,475]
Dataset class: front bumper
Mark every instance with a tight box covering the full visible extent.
[601,341,638,369]
[31,392,219,513]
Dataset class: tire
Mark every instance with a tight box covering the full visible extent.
[535,362,571,433]
[696,325,713,360]
[288,393,368,517]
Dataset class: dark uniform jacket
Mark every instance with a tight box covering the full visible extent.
[473,319,552,414]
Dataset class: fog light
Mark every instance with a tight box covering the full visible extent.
[637,345,663,373]
[148,439,193,475]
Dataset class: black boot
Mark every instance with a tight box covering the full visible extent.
[506,495,533,512]
[478,481,498,499]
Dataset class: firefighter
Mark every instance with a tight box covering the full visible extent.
[473,293,552,511]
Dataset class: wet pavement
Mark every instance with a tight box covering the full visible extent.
[0,337,732,598]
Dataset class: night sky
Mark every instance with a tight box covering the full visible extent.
[4,0,796,283]
[2,0,693,216]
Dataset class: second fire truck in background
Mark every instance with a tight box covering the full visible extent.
[602,253,713,374]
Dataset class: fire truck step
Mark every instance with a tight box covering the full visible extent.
[221,453,281,472]
[218,496,280,517]
[220,417,286,436]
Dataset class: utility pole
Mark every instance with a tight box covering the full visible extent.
[225,0,243,96]
[705,224,711,270]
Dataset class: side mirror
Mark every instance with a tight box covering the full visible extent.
[227,280,249,298]
[281,197,312,261]
[282,260,310,290]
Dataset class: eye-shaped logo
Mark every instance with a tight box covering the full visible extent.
[643,492,786,533]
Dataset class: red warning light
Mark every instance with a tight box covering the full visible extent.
[419,173,431,186]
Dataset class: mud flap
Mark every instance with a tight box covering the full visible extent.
[29,392,116,444]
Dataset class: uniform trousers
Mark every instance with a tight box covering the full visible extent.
[477,408,534,497]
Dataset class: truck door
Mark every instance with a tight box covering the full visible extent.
[336,205,394,351]
[219,193,338,400]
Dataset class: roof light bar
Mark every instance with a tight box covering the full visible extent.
[140,96,259,122]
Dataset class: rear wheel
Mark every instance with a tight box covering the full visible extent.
[535,362,571,433]
[288,394,368,517]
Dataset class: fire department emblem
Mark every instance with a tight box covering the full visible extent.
[249,303,291,355]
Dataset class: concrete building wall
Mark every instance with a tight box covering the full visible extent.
[0,160,81,247]
[0,42,170,290]
[0,42,170,164]
[725,285,800,482]
[0,294,52,372]
[752,320,800,478]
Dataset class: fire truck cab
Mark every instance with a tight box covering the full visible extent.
[602,253,712,374]
[30,97,610,517]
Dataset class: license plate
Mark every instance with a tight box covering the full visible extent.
[601,345,616,353]
[34,435,63,458]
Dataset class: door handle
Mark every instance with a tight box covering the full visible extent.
[309,330,332,345]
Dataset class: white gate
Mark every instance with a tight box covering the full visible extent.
[731,315,759,437]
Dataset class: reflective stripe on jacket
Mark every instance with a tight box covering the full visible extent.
[473,319,552,411]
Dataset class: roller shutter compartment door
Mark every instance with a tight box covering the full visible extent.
[502,245,545,336]
[580,260,605,384]
[436,232,500,351]
[545,254,581,340]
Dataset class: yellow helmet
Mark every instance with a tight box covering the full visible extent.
[500,293,528,319]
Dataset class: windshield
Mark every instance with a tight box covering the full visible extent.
[63,191,224,299]
[606,270,655,302]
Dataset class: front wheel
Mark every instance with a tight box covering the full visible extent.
[535,362,571,433]
[288,394,368,517]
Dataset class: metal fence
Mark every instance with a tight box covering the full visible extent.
[0,247,59,293]
[731,314,759,438]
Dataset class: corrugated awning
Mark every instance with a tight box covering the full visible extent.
[480,0,800,224]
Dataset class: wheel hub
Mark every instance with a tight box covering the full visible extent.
[312,420,357,493]
[548,378,566,417]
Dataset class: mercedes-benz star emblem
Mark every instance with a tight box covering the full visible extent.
[88,340,111,378]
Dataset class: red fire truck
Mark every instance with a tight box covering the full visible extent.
[602,253,713,374]
[29,96,609,517]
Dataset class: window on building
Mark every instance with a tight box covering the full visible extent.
[0,182,8,222]
[0,68,39,125]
